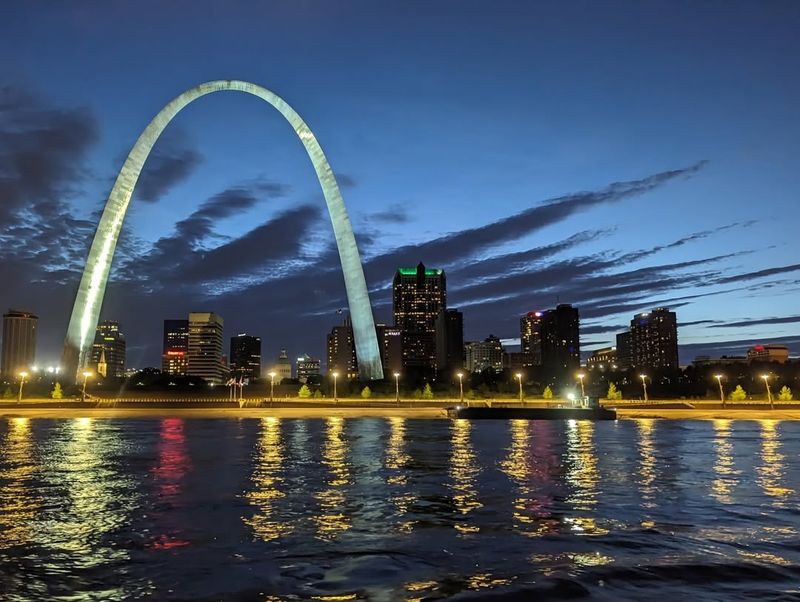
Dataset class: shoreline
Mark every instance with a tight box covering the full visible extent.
[2,405,800,420]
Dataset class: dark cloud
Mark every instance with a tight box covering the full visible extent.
[334,173,357,189]
[133,130,203,203]
[364,203,411,224]
[708,315,800,329]
[715,263,800,285]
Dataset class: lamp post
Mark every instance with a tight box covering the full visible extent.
[332,371,339,403]
[762,374,773,409]
[269,371,276,404]
[456,372,464,404]
[81,371,92,402]
[577,373,586,404]
[515,372,524,403]
[394,372,400,404]
[17,371,28,404]
[640,374,649,402]
[714,374,725,408]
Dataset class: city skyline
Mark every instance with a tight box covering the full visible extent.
[1,3,799,368]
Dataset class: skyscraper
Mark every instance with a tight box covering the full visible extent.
[435,308,464,374]
[327,316,358,378]
[162,319,189,376]
[393,263,446,374]
[627,307,679,371]
[90,320,126,378]
[377,323,403,376]
[1,309,38,376]
[187,312,225,384]
[230,333,262,380]
[540,304,580,377]
[520,311,543,367]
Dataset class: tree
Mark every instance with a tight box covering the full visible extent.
[2,386,13,399]
[412,388,422,399]
[360,386,372,399]
[778,386,793,401]
[729,385,747,401]
[543,385,553,400]
[313,389,323,399]
[51,382,63,399]
[422,383,434,400]
[607,382,622,400]
[298,384,312,398]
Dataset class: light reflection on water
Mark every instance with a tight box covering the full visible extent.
[0,417,798,600]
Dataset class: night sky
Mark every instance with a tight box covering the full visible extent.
[2,1,799,369]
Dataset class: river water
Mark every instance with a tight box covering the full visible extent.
[0,417,798,600]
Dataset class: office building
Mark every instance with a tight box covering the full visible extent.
[393,263,446,373]
[519,311,543,367]
[627,307,679,371]
[230,333,262,380]
[540,304,580,376]
[587,347,618,370]
[162,319,189,376]
[296,354,321,382]
[327,316,358,378]
[747,344,789,364]
[377,323,404,376]
[435,309,464,374]
[187,312,225,384]
[465,335,504,373]
[616,331,632,371]
[1,309,38,376]
[90,320,126,378]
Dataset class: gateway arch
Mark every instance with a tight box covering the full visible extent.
[62,80,384,381]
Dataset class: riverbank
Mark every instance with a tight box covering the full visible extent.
[2,404,800,420]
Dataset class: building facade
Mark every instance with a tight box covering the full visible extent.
[465,335,504,373]
[627,307,679,371]
[90,320,126,378]
[587,346,618,371]
[187,312,225,384]
[162,319,189,376]
[1,309,38,376]
[393,263,446,373]
[520,311,543,367]
[327,316,358,378]
[273,349,293,382]
[296,354,321,382]
[540,304,580,376]
[435,308,464,374]
[230,333,262,380]
[746,344,789,364]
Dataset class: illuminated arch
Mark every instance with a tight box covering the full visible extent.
[62,80,384,381]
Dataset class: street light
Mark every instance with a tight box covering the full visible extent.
[81,371,93,402]
[577,372,586,403]
[515,372,524,402]
[762,374,773,409]
[269,371,276,404]
[640,374,649,402]
[714,374,725,408]
[456,372,464,403]
[332,371,339,403]
[17,371,28,403]
[394,372,400,404]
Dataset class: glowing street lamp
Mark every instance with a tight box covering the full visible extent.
[332,371,339,403]
[17,371,28,403]
[394,372,400,404]
[714,374,725,408]
[577,373,586,401]
[269,371,276,404]
[762,374,773,409]
[456,372,464,403]
[640,374,649,402]
[516,372,524,402]
[81,371,93,402]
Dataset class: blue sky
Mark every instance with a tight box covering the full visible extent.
[1,1,799,368]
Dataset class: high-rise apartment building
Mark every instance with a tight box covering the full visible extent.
[377,323,403,376]
[230,333,262,380]
[626,307,679,371]
[1,309,38,376]
[465,335,504,373]
[187,312,225,384]
[296,354,321,382]
[540,304,580,376]
[327,316,358,378]
[162,319,189,376]
[616,331,632,371]
[435,308,464,374]
[520,311,544,366]
[90,320,126,378]
[393,263,446,373]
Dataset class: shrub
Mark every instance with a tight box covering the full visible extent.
[729,385,747,401]
[313,389,323,398]
[607,382,622,400]
[422,383,434,400]
[412,388,422,399]
[298,384,312,398]
[51,382,63,399]
[361,386,372,399]
[2,386,14,399]
[543,385,553,400]
[778,386,793,401]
